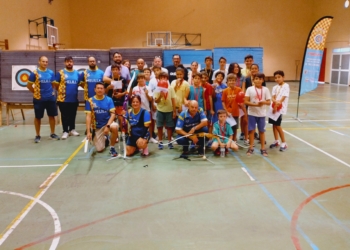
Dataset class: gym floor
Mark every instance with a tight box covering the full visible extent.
[0,82,349,250]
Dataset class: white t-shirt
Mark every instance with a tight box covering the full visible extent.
[212,69,228,83]
[132,85,153,111]
[245,86,271,117]
[271,83,290,115]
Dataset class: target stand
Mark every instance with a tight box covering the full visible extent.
[172,133,217,164]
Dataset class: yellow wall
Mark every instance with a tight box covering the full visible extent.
[0,0,71,50]
[2,0,349,82]
[68,0,315,79]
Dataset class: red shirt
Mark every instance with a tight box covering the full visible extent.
[203,82,213,111]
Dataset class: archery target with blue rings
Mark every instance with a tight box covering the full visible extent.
[15,68,32,87]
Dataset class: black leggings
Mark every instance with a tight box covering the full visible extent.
[58,102,78,133]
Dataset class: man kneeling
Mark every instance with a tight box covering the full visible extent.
[85,82,119,157]
[175,100,208,155]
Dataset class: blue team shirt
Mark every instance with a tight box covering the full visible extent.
[55,69,83,102]
[84,68,104,99]
[85,95,115,129]
[28,68,55,101]
[175,108,207,133]
[213,83,227,123]
[126,108,151,137]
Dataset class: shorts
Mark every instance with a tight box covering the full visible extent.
[232,116,239,130]
[115,106,124,115]
[33,99,57,119]
[248,115,266,132]
[268,115,282,126]
[94,122,118,151]
[156,110,174,128]
[126,135,138,147]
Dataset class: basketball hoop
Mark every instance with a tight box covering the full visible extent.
[157,43,162,47]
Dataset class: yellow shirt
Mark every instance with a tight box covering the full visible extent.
[154,87,176,113]
[170,80,189,108]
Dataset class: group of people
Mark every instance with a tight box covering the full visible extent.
[27,52,290,158]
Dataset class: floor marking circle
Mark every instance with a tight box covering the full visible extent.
[0,190,61,250]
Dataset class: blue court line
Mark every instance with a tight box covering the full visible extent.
[262,156,350,234]
[230,151,319,250]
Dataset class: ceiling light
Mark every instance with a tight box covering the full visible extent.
[345,0,349,8]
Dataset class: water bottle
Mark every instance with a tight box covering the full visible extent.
[220,147,225,157]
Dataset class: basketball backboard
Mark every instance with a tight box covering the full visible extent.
[147,31,171,47]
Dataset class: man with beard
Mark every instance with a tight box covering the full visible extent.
[54,56,84,139]
[83,56,104,101]
[103,52,131,83]
[166,54,188,82]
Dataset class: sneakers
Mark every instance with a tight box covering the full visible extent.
[280,145,288,152]
[69,129,80,136]
[168,142,174,149]
[270,141,279,148]
[34,135,41,143]
[239,133,244,140]
[149,137,158,144]
[109,147,118,157]
[243,139,250,146]
[50,133,60,140]
[158,142,164,150]
[61,132,69,140]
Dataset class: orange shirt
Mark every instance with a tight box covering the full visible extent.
[222,87,242,117]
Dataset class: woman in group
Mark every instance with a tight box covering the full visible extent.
[227,62,245,88]
[187,61,200,85]
[122,59,131,72]
[125,95,151,156]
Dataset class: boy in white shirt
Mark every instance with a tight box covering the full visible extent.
[244,73,271,156]
[268,70,290,152]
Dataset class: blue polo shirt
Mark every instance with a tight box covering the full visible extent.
[85,95,115,129]
[55,69,84,102]
[175,108,207,133]
[84,67,104,100]
[28,68,55,101]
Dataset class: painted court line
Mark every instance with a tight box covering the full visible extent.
[291,184,350,250]
[0,141,85,247]
[329,129,345,136]
[0,164,62,168]
[241,167,255,181]
[284,130,350,168]
[283,119,350,123]
[262,157,350,234]
[0,191,61,250]
[231,152,318,250]
[15,175,334,250]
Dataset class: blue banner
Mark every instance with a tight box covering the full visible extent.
[299,49,324,95]
[299,16,333,96]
